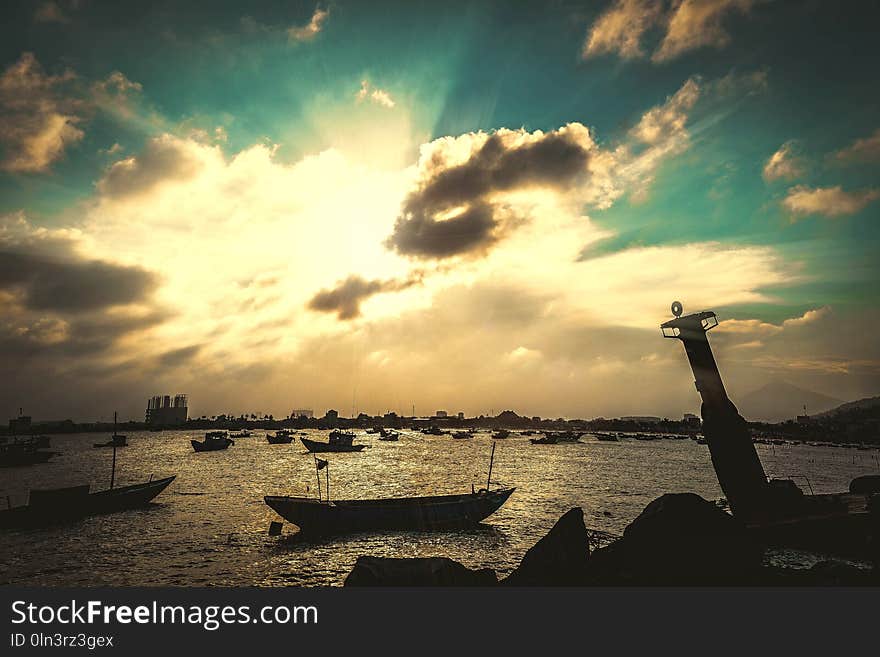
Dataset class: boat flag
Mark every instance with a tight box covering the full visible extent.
[316,458,328,470]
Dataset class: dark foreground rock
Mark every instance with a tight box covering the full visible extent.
[588,493,763,585]
[502,508,591,586]
[343,494,874,586]
[344,556,497,586]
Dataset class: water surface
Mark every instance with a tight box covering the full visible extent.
[1,430,877,585]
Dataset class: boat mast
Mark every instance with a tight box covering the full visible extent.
[110,411,117,490]
[486,441,496,492]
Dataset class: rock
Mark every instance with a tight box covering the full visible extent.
[610,493,762,585]
[344,556,497,586]
[502,508,591,586]
[849,475,880,495]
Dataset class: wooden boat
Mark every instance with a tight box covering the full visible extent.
[301,436,365,453]
[94,434,127,448]
[265,487,515,535]
[0,441,57,467]
[554,431,581,442]
[530,434,558,445]
[229,430,252,438]
[95,411,127,447]
[266,430,294,444]
[0,476,176,529]
[378,432,399,441]
[191,432,234,452]
[452,431,471,439]
[492,429,510,439]
[594,432,619,442]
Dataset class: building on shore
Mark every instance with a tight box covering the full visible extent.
[146,394,188,426]
[291,409,314,419]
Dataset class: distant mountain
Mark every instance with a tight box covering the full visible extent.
[814,395,880,419]
[736,381,843,422]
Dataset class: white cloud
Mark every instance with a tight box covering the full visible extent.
[356,80,396,108]
[653,0,755,63]
[582,0,758,64]
[0,52,83,173]
[762,141,805,182]
[783,185,880,218]
[287,6,329,42]
[582,0,664,59]
[832,128,880,164]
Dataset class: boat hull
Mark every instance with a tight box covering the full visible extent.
[265,487,515,535]
[267,434,294,444]
[191,439,232,452]
[0,476,176,529]
[0,449,57,467]
[300,437,365,453]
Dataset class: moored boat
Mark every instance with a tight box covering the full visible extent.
[301,434,365,453]
[0,440,57,467]
[192,432,234,452]
[492,429,510,439]
[266,430,294,444]
[452,431,471,439]
[0,476,176,529]
[265,487,514,535]
[530,434,558,445]
[229,430,252,438]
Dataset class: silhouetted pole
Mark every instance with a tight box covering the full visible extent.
[110,411,118,489]
[661,302,769,518]
[314,456,322,501]
[486,441,496,491]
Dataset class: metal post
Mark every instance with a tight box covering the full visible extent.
[326,463,330,502]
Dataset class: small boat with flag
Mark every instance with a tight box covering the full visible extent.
[265,443,513,535]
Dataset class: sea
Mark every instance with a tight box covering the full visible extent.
[1,429,878,586]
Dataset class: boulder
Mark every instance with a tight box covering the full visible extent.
[849,475,880,495]
[502,508,591,585]
[344,556,497,586]
[611,493,762,585]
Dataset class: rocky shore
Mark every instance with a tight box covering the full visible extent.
[345,493,878,586]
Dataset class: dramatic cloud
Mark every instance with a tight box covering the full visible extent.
[582,0,757,64]
[0,52,83,173]
[287,6,329,42]
[308,275,419,320]
[356,80,395,108]
[0,216,157,314]
[832,128,880,164]
[783,185,880,218]
[654,0,755,63]
[386,124,595,258]
[582,0,664,59]
[762,141,805,182]
[97,134,206,198]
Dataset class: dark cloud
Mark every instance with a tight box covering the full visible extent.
[98,134,203,198]
[308,275,418,320]
[156,344,203,368]
[0,248,157,313]
[386,127,593,259]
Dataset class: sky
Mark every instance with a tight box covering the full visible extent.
[1,0,878,423]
